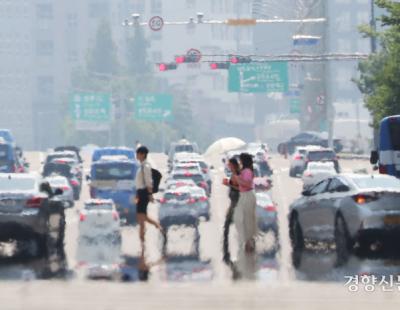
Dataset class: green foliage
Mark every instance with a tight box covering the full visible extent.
[87,19,119,75]
[356,0,400,128]
[126,27,150,76]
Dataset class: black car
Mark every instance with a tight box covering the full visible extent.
[278,132,343,155]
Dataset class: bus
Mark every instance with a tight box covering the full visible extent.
[370,115,400,177]
[89,158,138,225]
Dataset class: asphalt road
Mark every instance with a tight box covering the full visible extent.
[0,151,399,309]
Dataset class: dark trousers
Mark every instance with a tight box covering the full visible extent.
[223,193,239,263]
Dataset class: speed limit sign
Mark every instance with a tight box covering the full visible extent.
[149,16,164,31]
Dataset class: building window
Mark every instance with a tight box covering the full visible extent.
[67,13,78,28]
[37,76,54,96]
[151,0,162,14]
[36,40,54,56]
[36,3,53,19]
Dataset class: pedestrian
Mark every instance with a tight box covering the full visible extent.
[135,146,163,247]
[222,157,240,263]
[232,153,257,254]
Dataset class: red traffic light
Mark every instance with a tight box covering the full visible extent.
[175,55,186,64]
[158,63,177,71]
[230,56,251,64]
[210,62,230,70]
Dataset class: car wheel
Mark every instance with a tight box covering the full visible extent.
[335,215,352,265]
[289,214,304,253]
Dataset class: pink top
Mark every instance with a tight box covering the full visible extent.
[239,168,254,192]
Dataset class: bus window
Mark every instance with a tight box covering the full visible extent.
[389,121,400,151]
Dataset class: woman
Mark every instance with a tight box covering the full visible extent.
[222,158,240,262]
[233,153,257,254]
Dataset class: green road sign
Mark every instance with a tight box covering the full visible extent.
[69,92,111,122]
[134,94,173,121]
[289,98,301,114]
[228,62,289,93]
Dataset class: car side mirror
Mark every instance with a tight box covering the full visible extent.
[302,190,312,196]
[54,188,63,196]
[86,175,91,181]
[370,150,379,165]
[210,165,215,170]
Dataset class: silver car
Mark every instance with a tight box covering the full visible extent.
[46,175,74,208]
[289,174,400,263]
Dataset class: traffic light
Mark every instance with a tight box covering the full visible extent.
[175,55,198,63]
[230,56,252,64]
[158,63,178,71]
[210,62,230,70]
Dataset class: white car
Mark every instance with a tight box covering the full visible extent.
[289,145,323,177]
[45,175,74,208]
[79,199,121,242]
[302,161,337,189]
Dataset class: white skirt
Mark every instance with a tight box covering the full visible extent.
[234,190,257,247]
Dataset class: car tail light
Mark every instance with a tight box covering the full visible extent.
[264,204,277,212]
[61,186,70,191]
[352,194,378,205]
[304,172,313,177]
[379,165,387,174]
[199,181,207,189]
[159,198,166,204]
[112,211,119,221]
[70,179,79,186]
[79,213,87,222]
[202,168,208,173]
[188,198,196,204]
[26,197,44,208]
[199,196,208,202]
[294,155,302,160]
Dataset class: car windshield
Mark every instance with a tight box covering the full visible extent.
[308,151,335,161]
[48,178,67,186]
[175,145,194,152]
[173,174,204,183]
[43,164,72,178]
[0,177,36,191]
[352,176,400,189]
[84,203,113,211]
[164,192,191,201]
[94,163,135,180]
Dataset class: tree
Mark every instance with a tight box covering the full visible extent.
[356,0,400,128]
[87,19,119,75]
[126,26,151,76]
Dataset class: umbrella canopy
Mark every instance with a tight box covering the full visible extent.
[204,137,246,157]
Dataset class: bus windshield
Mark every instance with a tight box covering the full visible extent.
[93,163,136,181]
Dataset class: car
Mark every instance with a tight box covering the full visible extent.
[289,174,400,263]
[79,199,121,243]
[50,157,82,182]
[302,161,337,189]
[180,185,210,221]
[289,145,322,177]
[0,173,65,256]
[45,175,74,208]
[0,129,15,147]
[89,158,138,225]
[303,148,340,174]
[167,139,199,165]
[54,146,83,163]
[170,171,210,196]
[256,192,278,233]
[278,131,343,155]
[158,188,199,227]
[42,162,81,200]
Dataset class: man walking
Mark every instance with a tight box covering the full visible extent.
[135,146,163,247]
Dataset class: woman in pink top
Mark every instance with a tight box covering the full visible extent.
[232,153,257,254]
